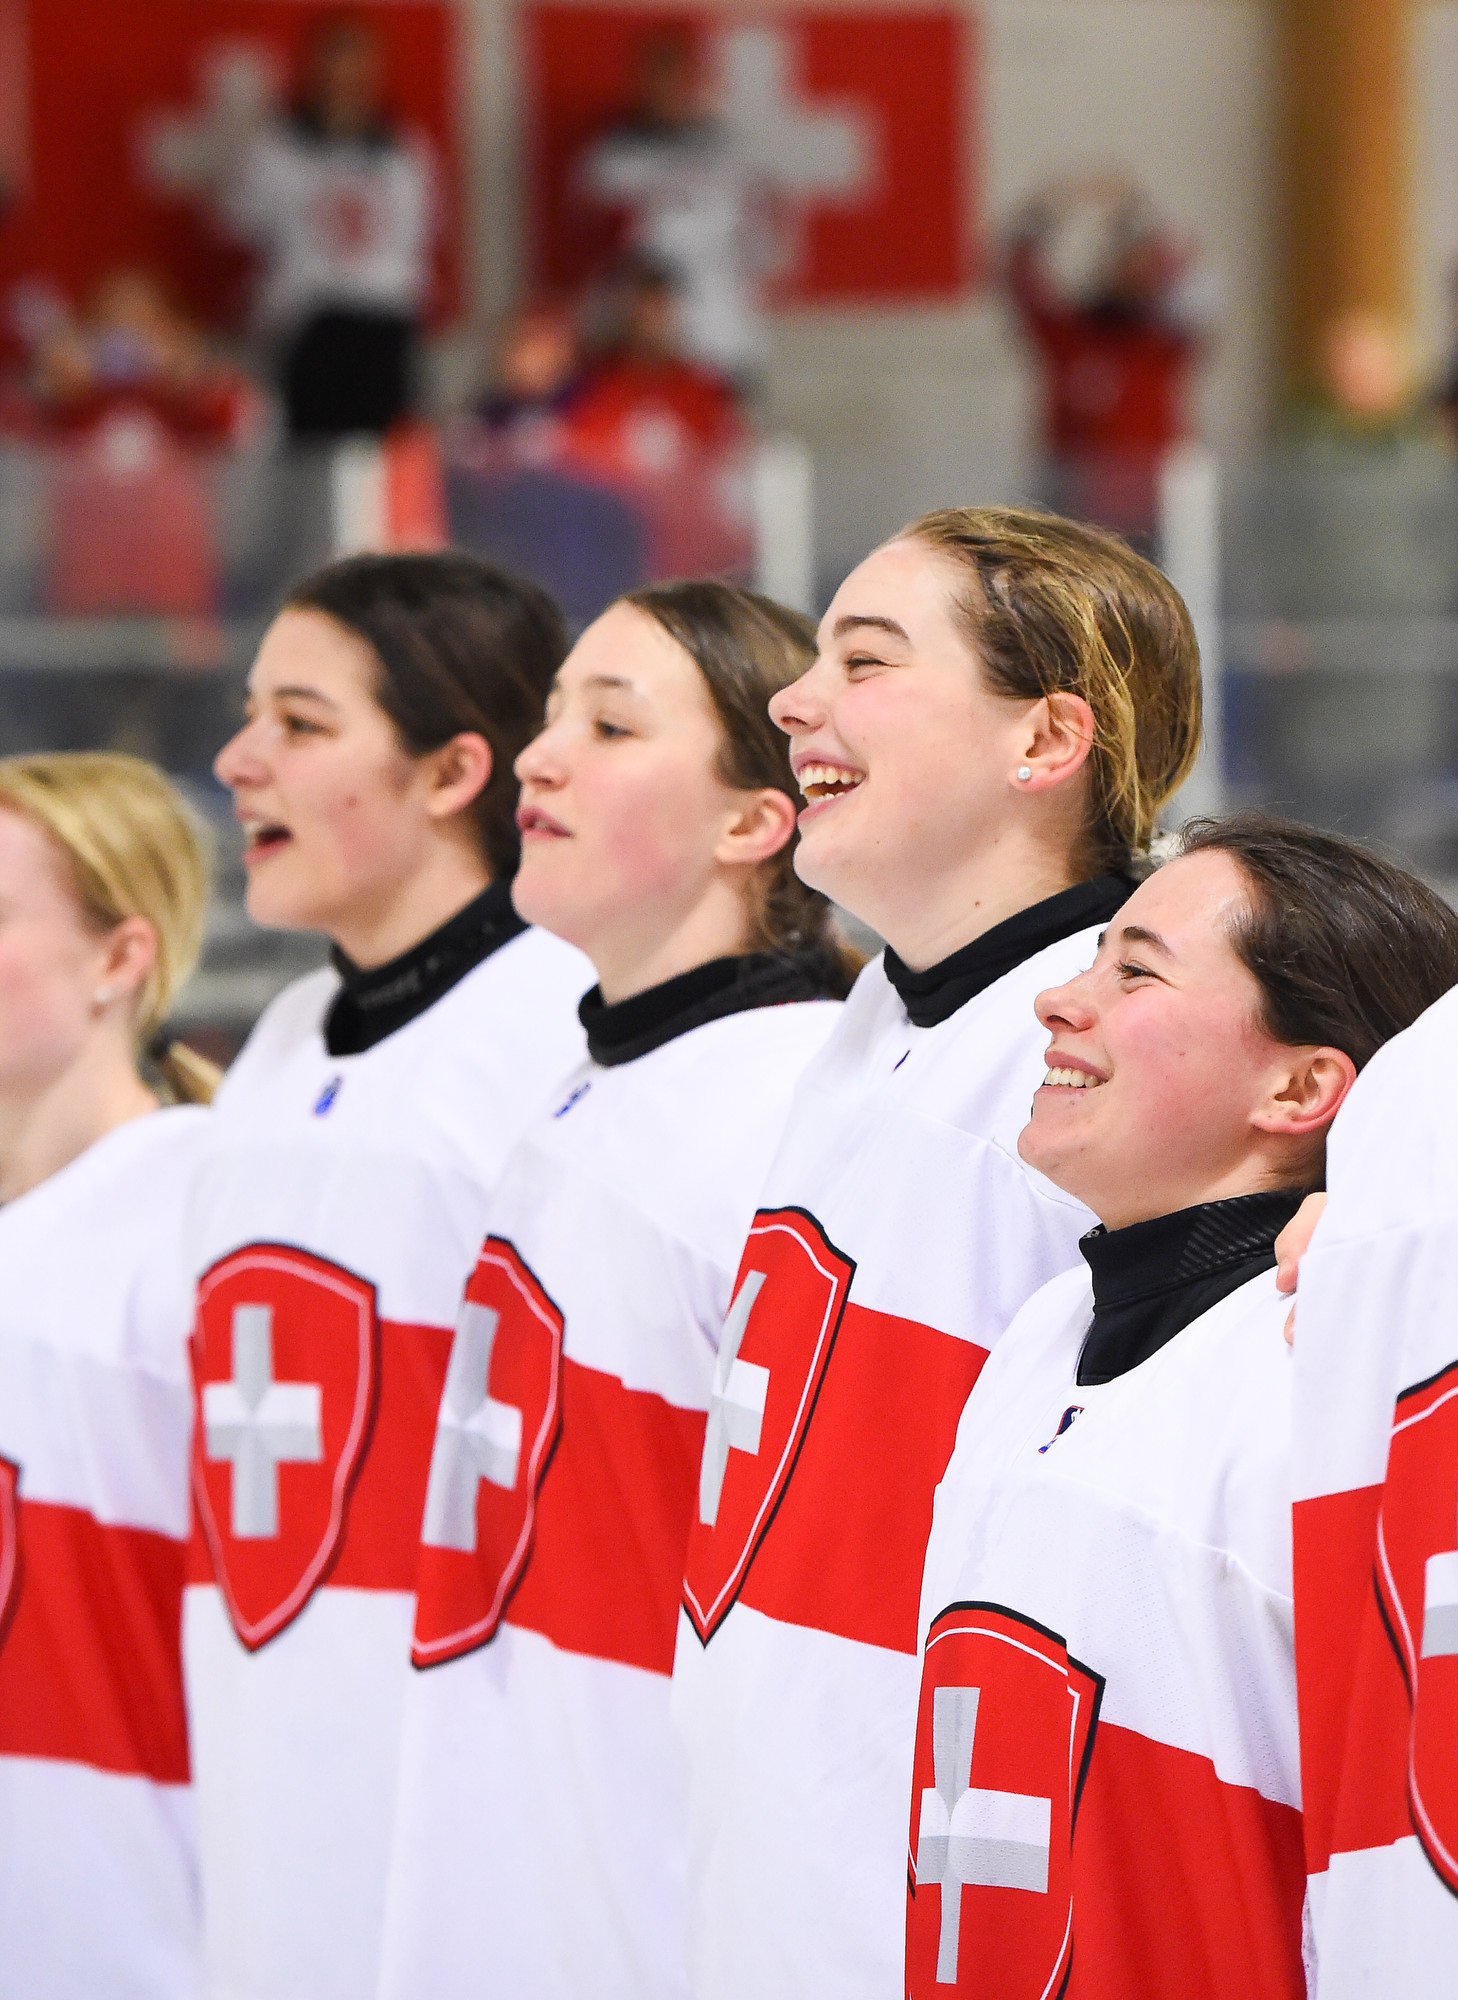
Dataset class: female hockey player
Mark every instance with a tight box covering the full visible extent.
[673,505,1204,2000]
[907,813,1458,2000]
[0,751,216,2000]
[1277,995,1458,1993]
[182,553,592,2000]
[374,582,853,2000]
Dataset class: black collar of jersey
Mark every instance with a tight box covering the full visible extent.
[324,880,526,1058]
[1075,1188,1308,1386]
[580,953,827,1068]
[882,874,1135,1030]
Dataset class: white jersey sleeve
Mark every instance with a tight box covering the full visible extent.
[1293,982,1458,1996]
[672,931,1103,2000]
[183,928,590,2000]
[0,1108,208,2000]
[376,998,841,2000]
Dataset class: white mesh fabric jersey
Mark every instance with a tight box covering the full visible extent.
[376,996,841,2000]
[0,1108,208,2000]
[1293,983,1458,1997]
[914,1264,1304,1999]
[672,934,1103,2000]
[181,928,590,2000]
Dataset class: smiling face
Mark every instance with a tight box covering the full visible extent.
[0,808,121,1095]
[214,607,459,951]
[768,538,1082,964]
[512,602,791,995]
[1019,849,1347,1227]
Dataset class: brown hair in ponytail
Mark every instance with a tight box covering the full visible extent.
[624,581,861,998]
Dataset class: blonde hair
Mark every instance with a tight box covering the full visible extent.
[0,752,220,1104]
[899,506,1203,873]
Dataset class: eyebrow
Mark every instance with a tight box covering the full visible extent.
[550,672,640,698]
[266,684,340,708]
[830,613,911,644]
[1116,923,1174,955]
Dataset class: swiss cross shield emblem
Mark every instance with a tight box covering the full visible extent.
[906,1601,1104,1998]
[682,1206,855,1644]
[0,1457,20,1651]
[411,1238,565,1667]
[191,1243,379,1651]
[1375,1357,1458,1896]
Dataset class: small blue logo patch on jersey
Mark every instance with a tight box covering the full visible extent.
[1038,1404,1084,1453]
[313,1075,343,1116]
[893,1049,910,1072]
[553,1080,592,1119]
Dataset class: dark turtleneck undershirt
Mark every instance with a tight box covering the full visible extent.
[883,874,1135,1031]
[324,880,526,1057]
[1075,1189,1309,1386]
[580,953,829,1068]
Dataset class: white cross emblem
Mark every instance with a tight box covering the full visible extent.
[420,1301,525,1551]
[203,1304,324,1539]
[1423,1544,1458,1657]
[918,1685,1053,1985]
[719,26,874,203]
[699,1270,771,1528]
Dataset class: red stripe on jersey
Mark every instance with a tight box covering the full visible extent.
[329,1320,452,1590]
[188,1317,452,1600]
[0,1496,188,1782]
[505,1356,707,1674]
[1069,1721,1306,2000]
[738,1303,987,1654]
[1295,1483,1411,1872]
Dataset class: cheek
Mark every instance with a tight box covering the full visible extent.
[580,763,720,898]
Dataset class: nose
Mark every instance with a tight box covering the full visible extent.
[767,653,830,737]
[514,716,567,789]
[214,713,271,792]
[1035,967,1098,1036]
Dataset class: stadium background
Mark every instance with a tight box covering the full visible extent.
[0,0,1447,1047]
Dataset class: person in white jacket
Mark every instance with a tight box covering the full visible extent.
[0,751,219,2000]
[912,811,1458,2000]
[182,551,591,2000]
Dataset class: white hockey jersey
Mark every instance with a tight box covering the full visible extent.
[377,981,841,1999]
[673,890,1124,2000]
[182,927,588,2000]
[1293,983,1458,1996]
[0,1107,207,2000]
[913,1264,1305,2000]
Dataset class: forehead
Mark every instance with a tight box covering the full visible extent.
[248,607,379,699]
[1116,848,1251,948]
[557,602,710,712]
[818,538,965,650]
[0,804,78,904]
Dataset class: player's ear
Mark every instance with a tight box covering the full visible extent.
[1251,1046,1356,1141]
[714,787,798,870]
[424,733,493,822]
[95,914,158,1012]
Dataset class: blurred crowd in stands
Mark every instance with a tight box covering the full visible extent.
[12,8,1458,624]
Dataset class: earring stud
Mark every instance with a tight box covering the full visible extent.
[1016,765,1032,782]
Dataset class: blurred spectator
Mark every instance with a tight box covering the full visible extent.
[1284,308,1430,444]
[1006,171,1210,548]
[214,14,438,439]
[474,301,583,460]
[25,269,259,447]
[568,254,743,478]
[579,30,774,385]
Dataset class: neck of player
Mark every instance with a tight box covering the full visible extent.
[588,872,757,1008]
[870,820,1087,973]
[0,1025,157,1205]
[330,836,493,971]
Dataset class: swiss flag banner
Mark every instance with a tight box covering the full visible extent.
[526,4,974,302]
[0,0,461,333]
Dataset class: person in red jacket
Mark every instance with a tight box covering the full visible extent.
[1005,173,1210,551]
